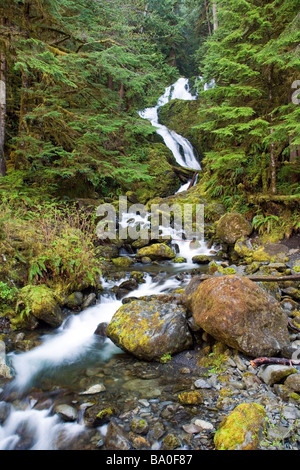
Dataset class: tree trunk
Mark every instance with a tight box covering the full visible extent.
[268,69,276,194]
[204,0,212,36]
[140,3,148,34]
[0,49,7,176]
[212,2,218,31]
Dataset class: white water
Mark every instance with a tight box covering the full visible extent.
[0,78,213,450]
[139,77,201,172]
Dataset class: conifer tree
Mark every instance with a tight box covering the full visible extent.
[195,0,300,200]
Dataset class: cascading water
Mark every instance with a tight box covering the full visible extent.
[0,77,214,450]
[139,77,201,175]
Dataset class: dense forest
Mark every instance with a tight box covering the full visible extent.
[0,0,299,320]
[0,0,300,453]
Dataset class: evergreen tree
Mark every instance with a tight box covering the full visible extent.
[195,0,300,201]
[0,0,175,196]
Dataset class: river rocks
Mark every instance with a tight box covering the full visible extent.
[215,212,252,245]
[16,284,63,328]
[107,299,193,361]
[136,243,176,261]
[214,403,267,450]
[183,275,290,357]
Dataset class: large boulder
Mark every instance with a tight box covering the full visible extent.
[106,299,193,361]
[216,213,252,244]
[183,275,290,357]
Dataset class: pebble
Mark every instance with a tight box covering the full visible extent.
[79,383,106,394]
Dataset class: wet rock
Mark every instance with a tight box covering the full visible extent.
[54,404,78,422]
[130,417,149,435]
[183,275,290,358]
[111,257,134,268]
[192,255,211,265]
[94,322,108,338]
[66,292,83,309]
[214,403,266,450]
[105,420,131,450]
[82,293,97,310]
[215,213,252,245]
[84,405,118,427]
[79,383,106,395]
[107,299,192,361]
[136,243,176,261]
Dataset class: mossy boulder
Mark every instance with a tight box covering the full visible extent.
[136,243,176,261]
[183,275,290,357]
[234,238,289,264]
[111,257,135,268]
[16,285,63,328]
[106,299,193,361]
[215,213,252,245]
[192,255,211,265]
[214,403,267,450]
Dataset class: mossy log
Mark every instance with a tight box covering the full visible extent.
[192,274,300,283]
[248,194,300,205]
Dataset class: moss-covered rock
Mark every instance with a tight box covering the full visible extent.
[106,299,192,361]
[136,243,176,261]
[214,403,266,450]
[111,257,135,268]
[134,143,181,204]
[15,284,63,328]
[178,390,204,405]
[215,213,252,245]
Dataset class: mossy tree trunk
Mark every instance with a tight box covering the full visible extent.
[0,41,7,176]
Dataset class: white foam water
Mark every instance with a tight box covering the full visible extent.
[139,77,201,172]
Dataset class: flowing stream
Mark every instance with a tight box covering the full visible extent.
[0,77,213,450]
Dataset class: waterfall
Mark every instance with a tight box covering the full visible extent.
[139,77,201,173]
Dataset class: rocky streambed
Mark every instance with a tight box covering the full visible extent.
[0,228,300,451]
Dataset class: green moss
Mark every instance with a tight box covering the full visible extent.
[178,390,204,405]
[214,403,266,450]
[111,257,135,268]
[13,284,62,328]
[161,434,180,450]
[136,243,176,260]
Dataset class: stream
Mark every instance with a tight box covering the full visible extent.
[0,78,215,451]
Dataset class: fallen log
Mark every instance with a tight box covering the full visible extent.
[192,274,300,283]
[250,357,300,368]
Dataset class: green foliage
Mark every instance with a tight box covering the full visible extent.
[195,0,300,202]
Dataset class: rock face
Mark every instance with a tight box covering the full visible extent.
[216,212,252,244]
[183,275,290,357]
[107,299,193,361]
